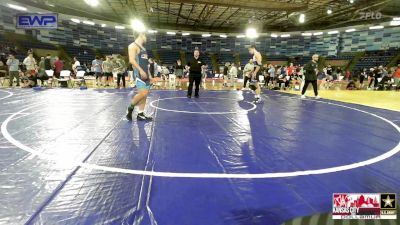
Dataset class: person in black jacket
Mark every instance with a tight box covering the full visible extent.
[301,54,320,99]
[187,48,206,98]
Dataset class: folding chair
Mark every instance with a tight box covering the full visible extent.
[45,70,57,87]
[58,70,71,88]
[169,74,176,86]
[71,71,85,88]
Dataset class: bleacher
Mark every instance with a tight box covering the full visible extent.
[354,49,397,69]
[158,50,180,65]
[64,45,95,65]
[0,34,25,61]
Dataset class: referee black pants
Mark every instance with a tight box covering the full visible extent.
[301,80,318,96]
[188,75,201,97]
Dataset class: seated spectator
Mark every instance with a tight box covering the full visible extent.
[346,81,357,90]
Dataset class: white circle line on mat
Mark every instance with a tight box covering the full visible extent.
[150,97,256,114]
[0,89,13,100]
[1,95,399,179]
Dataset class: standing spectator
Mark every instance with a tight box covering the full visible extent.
[175,59,184,87]
[242,59,254,90]
[115,55,126,88]
[102,56,114,86]
[53,56,63,79]
[266,64,276,88]
[223,62,230,87]
[392,64,400,88]
[6,53,20,87]
[44,54,53,70]
[359,68,367,89]
[287,63,295,76]
[23,52,37,86]
[92,56,103,86]
[72,57,80,75]
[228,62,238,88]
[148,58,156,78]
[37,57,49,85]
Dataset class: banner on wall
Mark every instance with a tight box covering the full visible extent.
[16,13,58,29]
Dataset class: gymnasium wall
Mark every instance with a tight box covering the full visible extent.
[1,5,399,57]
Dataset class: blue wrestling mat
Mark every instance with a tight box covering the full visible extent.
[0,88,399,225]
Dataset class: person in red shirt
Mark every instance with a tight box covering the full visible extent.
[53,56,64,78]
[287,63,294,76]
[393,64,400,88]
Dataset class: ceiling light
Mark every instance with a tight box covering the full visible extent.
[313,32,323,36]
[328,30,339,34]
[101,24,106,27]
[299,14,305,23]
[349,0,354,3]
[246,28,258,39]
[84,0,99,7]
[271,34,278,38]
[115,25,125,29]
[131,19,146,32]
[369,25,384,30]
[83,21,95,26]
[301,33,312,36]
[281,34,290,38]
[236,34,245,38]
[345,28,356,32]
[182,33,190,36]
[167,32,176,35]
[327,9,332,15]
[390,20,400,26]
[219,34,227,38]
[7,4,27,11]
[202,34,211,37]
[71,18,81,23]
[148,30,157,33]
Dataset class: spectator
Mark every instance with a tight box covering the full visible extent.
[44,53,53,70]
[37,57,49,86]
[102,56,113,86]
[115,55,126,88]
[6,53,20,87]
[228,62,238,88]
[23,52,37,86]
[92,56,103,86]
[359,68,367,89]
[287,63,294,76]
[72,57,80,75]
[266,64,276,88]
[242,59,254,90]
[223,62,230,87]
[53,56,63,79]
[148,58,156,78]
[392,64,400,89]
[175,59,184,87]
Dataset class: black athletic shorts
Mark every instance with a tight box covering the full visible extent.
[104,72,113,77]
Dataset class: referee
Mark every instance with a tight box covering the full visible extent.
[187,48,206,98]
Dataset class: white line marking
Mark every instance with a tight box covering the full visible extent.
[0,90,13,100]
[150,97,256,115]
[1,96,400,179]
